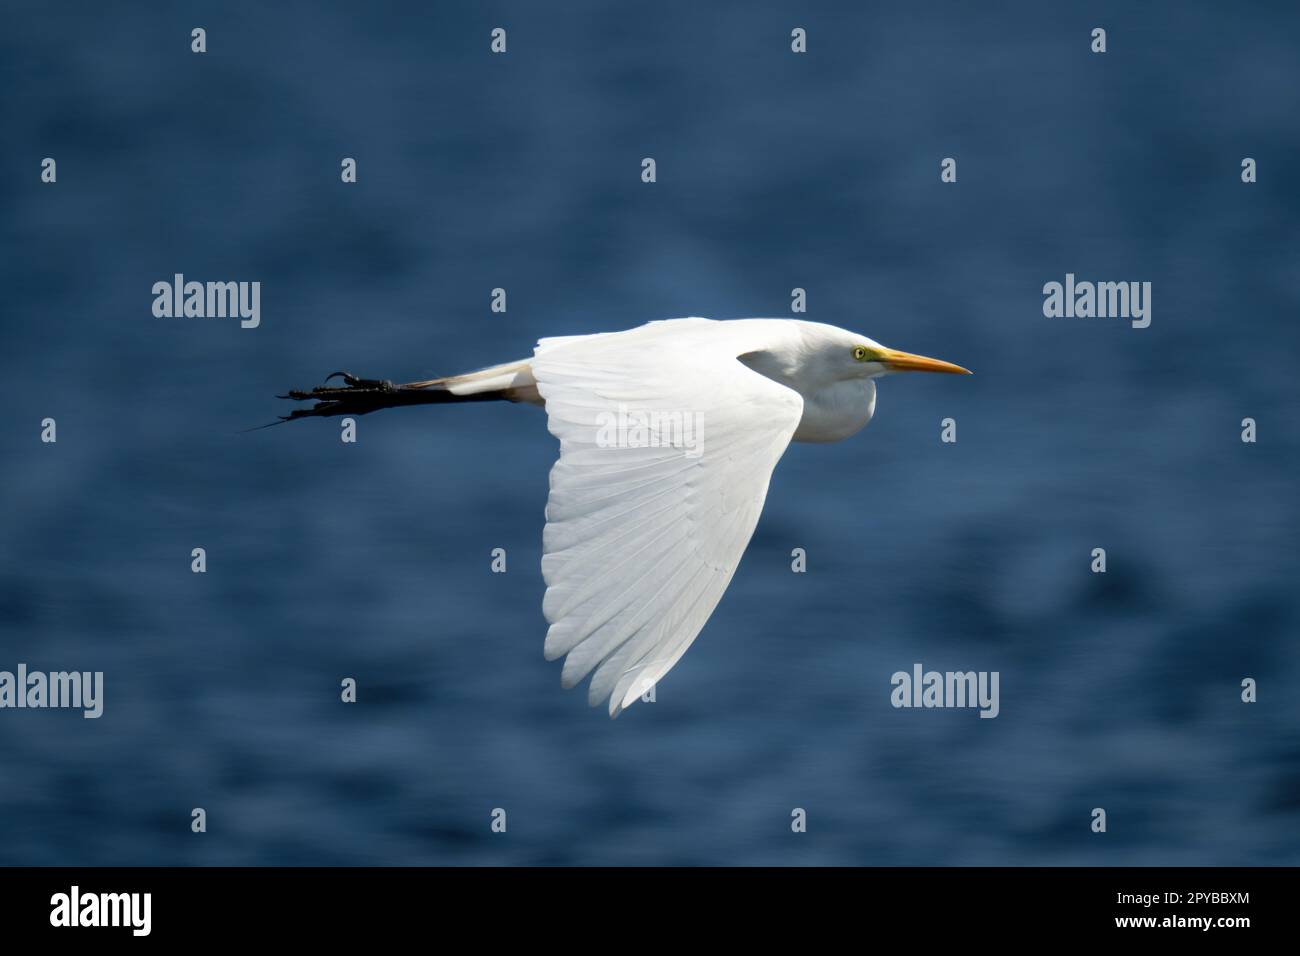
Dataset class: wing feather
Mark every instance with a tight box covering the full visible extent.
[531,321,803,716]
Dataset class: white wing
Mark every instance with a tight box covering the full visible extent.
[531,320,804,716]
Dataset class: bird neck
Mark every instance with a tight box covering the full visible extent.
[791,378,876,443]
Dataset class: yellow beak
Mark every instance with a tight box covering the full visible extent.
[880,347,972,375]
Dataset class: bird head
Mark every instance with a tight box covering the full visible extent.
[801,320,970,379]
[846,337,971,378]
[743,321,971,399]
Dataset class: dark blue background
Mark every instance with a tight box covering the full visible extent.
[1,1,1297,864]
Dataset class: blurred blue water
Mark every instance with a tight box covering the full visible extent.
[1,1,1297,865]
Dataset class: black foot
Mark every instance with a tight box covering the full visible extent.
[272,369,434,424]
[325,372,397,391]
[277,372,396,402]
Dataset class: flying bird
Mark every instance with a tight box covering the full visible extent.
[278,318,970,716]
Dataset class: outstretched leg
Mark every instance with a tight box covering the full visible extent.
[255,357,537,429]
[268,369,508,426]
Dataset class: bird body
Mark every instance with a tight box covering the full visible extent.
[433,319,890,441]
[279,318,969,715]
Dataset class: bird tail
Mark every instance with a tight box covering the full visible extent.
[269,359,537,425]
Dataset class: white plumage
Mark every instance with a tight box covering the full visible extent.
[281,317,970,716]
[533,320,806,716]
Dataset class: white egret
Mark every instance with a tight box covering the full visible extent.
[279,318,970,716]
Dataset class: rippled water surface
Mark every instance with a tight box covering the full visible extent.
[1,2,1297,864]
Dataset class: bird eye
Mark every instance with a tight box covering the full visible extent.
[852,346,870,361]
